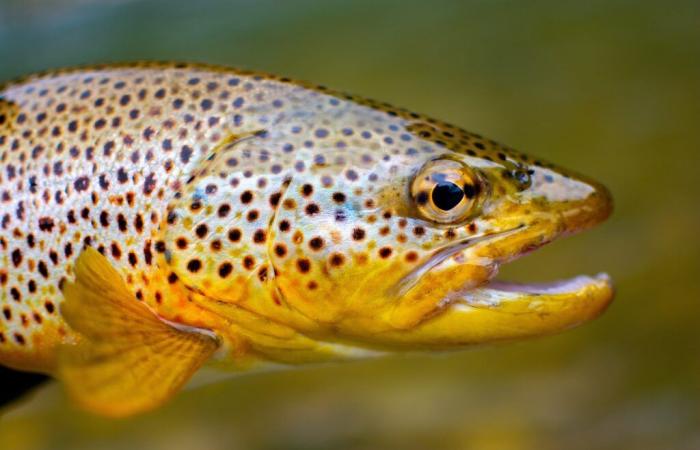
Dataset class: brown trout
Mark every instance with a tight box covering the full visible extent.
[0,63,613,416]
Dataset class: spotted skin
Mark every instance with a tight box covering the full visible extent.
[0,62,613,376]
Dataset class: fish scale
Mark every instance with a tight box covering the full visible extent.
[0,64,253,370]
[0,62,613,416]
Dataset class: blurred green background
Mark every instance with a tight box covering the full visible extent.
[1,0,699,449]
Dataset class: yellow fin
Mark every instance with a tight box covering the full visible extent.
[57,248,219,418]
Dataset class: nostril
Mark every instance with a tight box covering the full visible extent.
[514,169,532,189]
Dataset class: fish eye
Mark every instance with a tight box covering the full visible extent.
[432,181,464,211]
[412,158,481,224]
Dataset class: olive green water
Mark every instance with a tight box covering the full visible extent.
[0,1,698,449]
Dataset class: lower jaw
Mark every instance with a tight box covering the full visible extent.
[365,272,614,349]
[443,272,615,338]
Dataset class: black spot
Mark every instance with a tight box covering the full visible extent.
[297,258,311,273]
[218,262,233,278]
[144,242,153,265]
[143,173,157,195]
[98,174,110,190]
[274,244,287,257]
[100,211,109,227]
[253,229,266,243]
[134,214,144,233]
[38,217,55,232]
[269,192,281,207]
[117,214,128,232]
[11,249,22,267]
[463,183,477,199]
[186,259,202,273]
[305,203,320,215]
[218,204,231,217]
[228,229,241,242]
[195,224,208,238]
[117,168,129,183]
[180,145,193,164]
[379,247,393,258]
[416,191,429,205]
[352,228,366,240]
[37,260,48,278]
[309,237,324,250]
[330,253,345,266]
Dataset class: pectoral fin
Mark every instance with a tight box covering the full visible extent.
[58,248,219,418]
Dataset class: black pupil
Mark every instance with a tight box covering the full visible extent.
[431,182,464,211]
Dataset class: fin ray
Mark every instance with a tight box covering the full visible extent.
[58,248,219,417]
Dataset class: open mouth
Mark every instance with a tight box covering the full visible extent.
[445,222,614,323]
[373,221,614,349]
[480,274,611,297]
[458,273,613,314]
[355,172,614,349]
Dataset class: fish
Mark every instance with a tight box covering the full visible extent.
[0,62,613,417]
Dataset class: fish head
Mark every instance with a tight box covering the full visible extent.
[164,90,613,352]
[278,109,612,348]
[260,106,614,349]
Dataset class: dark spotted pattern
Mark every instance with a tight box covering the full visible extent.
[0,62,597,372]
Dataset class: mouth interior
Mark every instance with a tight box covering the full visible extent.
[450,228,610,301]
[399,224,610,305]
[485,273,610,295]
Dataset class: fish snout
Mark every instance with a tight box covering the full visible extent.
[524,166,613,236]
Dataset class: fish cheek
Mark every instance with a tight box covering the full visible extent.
[267,189,427,331]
